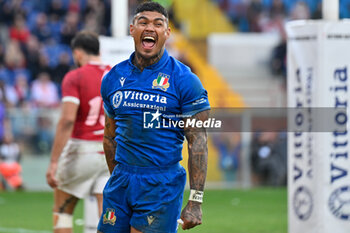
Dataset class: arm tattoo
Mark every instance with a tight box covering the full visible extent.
[184,110,209,191]
[104,115,118,174]
[103,135,117,173]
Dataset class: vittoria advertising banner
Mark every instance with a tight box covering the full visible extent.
[287,20,350,233]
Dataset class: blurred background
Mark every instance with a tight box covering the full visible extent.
[0,0,347,192]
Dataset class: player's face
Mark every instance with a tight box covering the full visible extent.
[130,11,170,60]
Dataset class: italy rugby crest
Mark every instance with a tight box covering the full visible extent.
[103,208,116,225]
[153,72,170,91]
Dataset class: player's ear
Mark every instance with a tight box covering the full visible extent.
[165,26,170,39]
[130,24,134,36]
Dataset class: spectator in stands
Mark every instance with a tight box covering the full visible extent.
[4,40,26,70]
[30,72,59,108]
[68,0,81,13]
[0,98,7,141]
[31,13,52,43]
[251,131,287,186]
[9,14,30,44]
[23,36,41,80]
[60,12,80,45]
[83,13,100,34]
[35,114,54,154]
[37,53,53,78]
[83,0,106,34]
[14,73,30,107]
[212,133,241,182]
[0,43,4,66]
[0,131,23,191]
[0,0,27,26]
[261,0,286,34]
[311,1,322,19]
[290,1,310,20]
[0,79,19,108]
[246,0,264,32]
[52,51,71,86]
[102,0,111,35]
[48,0,66,21]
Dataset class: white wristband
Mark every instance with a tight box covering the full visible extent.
[189,189,204,203]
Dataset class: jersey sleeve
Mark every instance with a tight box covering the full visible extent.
[179,72,210,116]
[101,71,116,118]
[61,71,80,105]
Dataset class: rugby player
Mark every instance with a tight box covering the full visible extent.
[98,2,210,233]
[46,31,110,233]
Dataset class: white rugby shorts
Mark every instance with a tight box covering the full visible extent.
[56,139,109,199]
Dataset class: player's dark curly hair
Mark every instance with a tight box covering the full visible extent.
[134,1,168,19]
[71,30,99,55]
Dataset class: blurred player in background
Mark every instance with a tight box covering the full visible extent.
[0,131,23,191]
[98,2,210,233]
[46,31,110,233]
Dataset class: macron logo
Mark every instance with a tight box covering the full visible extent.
[120,77,126,87]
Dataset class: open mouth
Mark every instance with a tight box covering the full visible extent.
[142,36,156,50]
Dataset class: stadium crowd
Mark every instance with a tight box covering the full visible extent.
[214,0,350,33]
[0,0,113,108]
[0,0,115,156]
[1,0,349,108]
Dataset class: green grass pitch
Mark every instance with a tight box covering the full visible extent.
[0,188,287,233]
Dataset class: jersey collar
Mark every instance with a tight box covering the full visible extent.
[128,49,169,71]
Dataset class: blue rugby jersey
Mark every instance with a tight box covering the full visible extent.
[101,49,210,167]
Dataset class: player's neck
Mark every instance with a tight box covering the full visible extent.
[80,55,101,66]
[133,49,164,72]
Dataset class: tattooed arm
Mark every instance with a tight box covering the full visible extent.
[104,113,118,174]
[180,110,209,230]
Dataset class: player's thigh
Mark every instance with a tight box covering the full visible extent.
[53,188,79,214]
[130,166,186,232]
[97,170,132,233]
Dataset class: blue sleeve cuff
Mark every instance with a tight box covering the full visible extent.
[104,104,115,119]
[182,106,211,117]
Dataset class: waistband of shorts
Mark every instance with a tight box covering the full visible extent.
[116,162,182,174]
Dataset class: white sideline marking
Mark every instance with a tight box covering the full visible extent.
[0,227,51,233]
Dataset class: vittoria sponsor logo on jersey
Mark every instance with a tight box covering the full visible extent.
[143,110,221,129]
[152,72,170,91]
[112,90,168,111]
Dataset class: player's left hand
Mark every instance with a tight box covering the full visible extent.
[179,201,202,230]
[46,162,58,188]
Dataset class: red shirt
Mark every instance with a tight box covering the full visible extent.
[9,27,30,43]
[61,63,111,141]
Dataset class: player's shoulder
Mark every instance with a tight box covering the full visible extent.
[168,56,197,81]
[103,59,129,81]
[62,68,79,83]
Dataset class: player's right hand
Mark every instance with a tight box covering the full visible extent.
[179,201,202,230]
[46,162,58,188]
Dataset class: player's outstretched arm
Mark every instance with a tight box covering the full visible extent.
[103,113,117,174]
[46,102,78,188]
[180,110,209,230]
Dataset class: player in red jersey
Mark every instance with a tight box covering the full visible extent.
[46,31,110,233]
